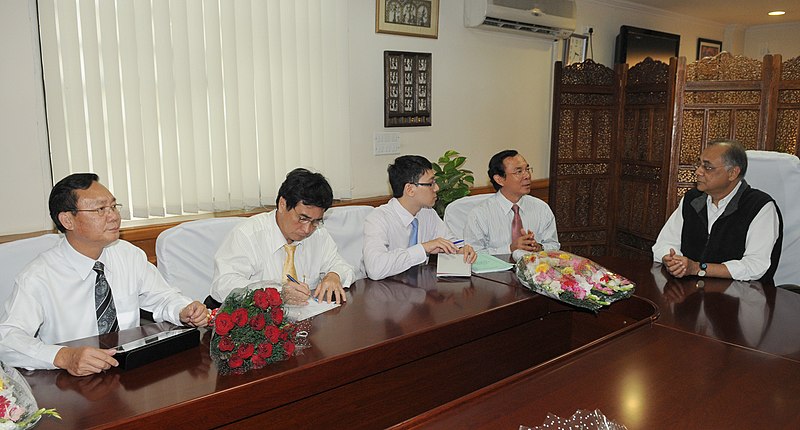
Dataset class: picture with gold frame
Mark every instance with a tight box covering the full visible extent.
[376,0,439,39]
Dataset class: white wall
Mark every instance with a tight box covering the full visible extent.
[0,0,790,235]
[744,22,800,60]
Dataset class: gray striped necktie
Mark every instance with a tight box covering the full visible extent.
[93,261,119,334]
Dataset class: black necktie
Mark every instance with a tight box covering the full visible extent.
[93,261,119,334]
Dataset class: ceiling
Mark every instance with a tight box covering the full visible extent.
[623,0,798,26]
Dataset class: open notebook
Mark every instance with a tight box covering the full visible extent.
[436,254,472,277]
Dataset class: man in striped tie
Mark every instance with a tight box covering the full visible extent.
[0,174,208,376]
[363,155,477,280]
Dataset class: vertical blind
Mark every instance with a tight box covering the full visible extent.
[38,0,352,220]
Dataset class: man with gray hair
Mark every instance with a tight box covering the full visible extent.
[652,140,783,282]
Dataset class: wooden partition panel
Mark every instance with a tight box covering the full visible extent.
[777,56,800,155]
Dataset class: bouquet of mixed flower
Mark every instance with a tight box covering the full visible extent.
[0,362,60,429]
[515,251,635,312]
[210,285,298,375]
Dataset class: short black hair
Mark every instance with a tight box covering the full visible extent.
[488,149,518,191]
[49,173,99,233]
[710,139,748,178]
[387,155,433,198]
[276,168,333,210]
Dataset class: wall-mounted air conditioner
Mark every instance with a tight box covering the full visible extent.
[465,0,576,40]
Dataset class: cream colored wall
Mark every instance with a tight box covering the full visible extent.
[1,0,787,235]
[744,22,800,60]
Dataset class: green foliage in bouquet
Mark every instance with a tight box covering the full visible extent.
[210,287,297,375]
[432,150,474,218]
[515,251,635,312]
[1,361,61,429]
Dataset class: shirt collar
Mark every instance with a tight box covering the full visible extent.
[707,180,743,210]
[389,197,416,227]
[494,191,516,214]
[61,237,109,281]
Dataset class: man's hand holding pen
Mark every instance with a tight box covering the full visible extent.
[283,274,311,306]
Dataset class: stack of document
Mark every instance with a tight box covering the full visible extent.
[436,253,472,277]
[471,253,514,273]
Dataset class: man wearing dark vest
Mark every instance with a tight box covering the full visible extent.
[652,140,783,282]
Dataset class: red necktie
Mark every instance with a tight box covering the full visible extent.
[511,204,523,243]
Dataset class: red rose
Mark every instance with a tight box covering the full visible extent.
[258,343,273,358]
[214,312,234,336]
[249,313,266,331]
[237,343,255,359]
[228,356,243,369]
[280,328,290,341]
[264,325,280,344]
[218,336,235,352]
[271,307,283,324]
[253,289,270,310]
[283,341,295,356]
[251,353,266,368]
[266,288,282,306]
[232,308,249,327]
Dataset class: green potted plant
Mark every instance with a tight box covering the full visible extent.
[432,150,474,218]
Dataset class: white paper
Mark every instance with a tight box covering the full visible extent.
[436,253,472,277]
[284,298,340,322]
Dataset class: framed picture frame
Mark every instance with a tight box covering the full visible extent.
[376,0,439,39]
[564,34,588,66]
[697,38,722,60]
[384,51,431,127]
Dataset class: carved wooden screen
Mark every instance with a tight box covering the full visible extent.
[614,58,675,259]
[777,56,800,155]
[549,60,620,257]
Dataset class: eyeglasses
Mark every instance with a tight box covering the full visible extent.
[412,181,437,187]
[296,213,324,228]
[694,161,721,172]
[508,167,532,177]
[73,204,123,216]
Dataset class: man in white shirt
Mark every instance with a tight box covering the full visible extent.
[0,174,208,376]
[464,150,560,255]
[363,155,477,280]
[652,140,783,282]
[211,168,354,305]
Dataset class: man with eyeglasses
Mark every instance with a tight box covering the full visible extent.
[0,173,208,376]
[652,140,783,282]
[464,150,560,255]
[363,155,477,280]
[211,168,354,305]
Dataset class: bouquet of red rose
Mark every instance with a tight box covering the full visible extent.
[210,285,298,375]
[1,361,60,429]
[515,250,635,312]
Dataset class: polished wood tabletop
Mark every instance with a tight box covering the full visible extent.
[24,262,656,429]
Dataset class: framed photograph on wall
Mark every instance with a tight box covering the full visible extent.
[564,34,588,66]
[376,0,439,39]
[697,38,722,60]
[384,51,431,127]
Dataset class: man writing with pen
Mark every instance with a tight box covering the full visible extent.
[363,155,477,280]
[210,169,355,306]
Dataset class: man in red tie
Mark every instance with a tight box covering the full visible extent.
[464,150,560,255]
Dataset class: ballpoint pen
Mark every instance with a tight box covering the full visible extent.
[452,239,465,247]
[286,274,315,301]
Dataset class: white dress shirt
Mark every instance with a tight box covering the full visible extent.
[210,210,355,302]
[464,192,560,254]
[0,238,191,370]
[363,198,454,280]
[652,181,780,281]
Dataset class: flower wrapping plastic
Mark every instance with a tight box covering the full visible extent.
[0,362,60,429]
[210,285,299,375]
[515,251,635,312]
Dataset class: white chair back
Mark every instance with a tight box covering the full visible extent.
[0,234,62,306]
[156,217,246,301]
[322,205,374,280]
[746,150,800,285]
[444,194,494,238]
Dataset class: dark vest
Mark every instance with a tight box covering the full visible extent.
[680,180,783,283]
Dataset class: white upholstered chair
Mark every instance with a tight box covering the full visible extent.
[443,193,494,238]
[156,217,246,301]
[321,205,374,280]
[745,150,800,285]
[0,234,62,307]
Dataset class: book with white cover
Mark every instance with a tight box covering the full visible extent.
[436,253,472,277]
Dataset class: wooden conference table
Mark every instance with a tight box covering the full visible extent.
[22,257,800,429]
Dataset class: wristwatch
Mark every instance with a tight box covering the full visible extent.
[697,262,707,277]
